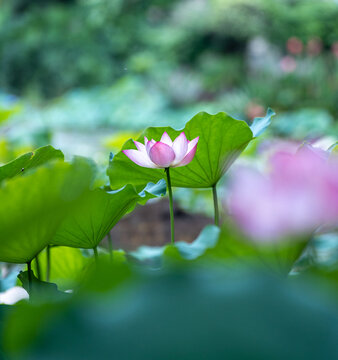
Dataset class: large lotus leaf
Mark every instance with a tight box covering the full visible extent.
[0,159,94,264]
[107,111,253,189]
[51,182,164,249]
[0,145,64,183]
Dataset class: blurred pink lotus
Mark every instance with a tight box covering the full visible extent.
[246,102,265,120]
[228,144,338,241]
[287,37,303,55]
[280,56,297,73]
[123,132,199,168]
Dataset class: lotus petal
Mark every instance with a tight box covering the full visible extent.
[172,132,188,165]
[160,132,173,147]
[122,150,156,168]
[187,137,199,152]
[133,141,147,154]
[146,139,156,155]
[176,139,199,167]
[149,142,175,168]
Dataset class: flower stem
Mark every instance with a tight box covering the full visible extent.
[46,245,51,282]
[212,184,219,226]
[107,231,113,261]
[165,167,175,244]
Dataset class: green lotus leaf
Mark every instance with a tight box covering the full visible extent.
[51,181,165,249]
[107,111,253,189]
[0,145,64,183]
[0,158,94,264]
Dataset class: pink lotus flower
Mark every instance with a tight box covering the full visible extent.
[122,132,199,168]
[280,56,297,73]
[287,36,303,55]
[228,144,338,241]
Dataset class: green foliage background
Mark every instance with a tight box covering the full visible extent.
[0,0,337,116]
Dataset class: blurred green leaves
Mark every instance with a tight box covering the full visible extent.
[31,247,90,291]
[0,101,21,124]
[0,157,94,263]
[204,225,309,275]
[4,265,338,359]
[0,145,64,183]
[131,225,220,266]
[0,142,166,264]
[270,108,335,139]
[250,108,275,137]
[130,221,309,275]
[108,111,253,189]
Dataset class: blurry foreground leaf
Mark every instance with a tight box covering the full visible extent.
[205,225,309,275]
[0,158,94,263]
[4,266,338,359]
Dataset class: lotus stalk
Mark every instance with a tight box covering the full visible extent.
[123,131,199,244]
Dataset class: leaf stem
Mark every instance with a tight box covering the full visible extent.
[165,167,175,244]
[27,260,32,295]
[107,232,113,261]
[212,184,219,226]
[93,246,99,264]
[46,245,51,282]
[35,254,41,280]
